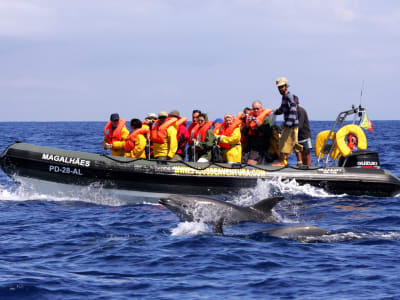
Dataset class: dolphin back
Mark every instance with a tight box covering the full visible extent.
[250,196,284,213]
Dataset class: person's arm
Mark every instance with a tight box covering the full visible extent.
[220,127,241,146]
[197,130,216,150]
[133,135,146,158]
[167,126,178,158]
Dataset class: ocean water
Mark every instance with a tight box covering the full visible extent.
[0,120,400,299]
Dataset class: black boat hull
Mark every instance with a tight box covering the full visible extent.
[1,142,400,197]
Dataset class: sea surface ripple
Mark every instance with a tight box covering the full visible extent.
[0,121,400,299]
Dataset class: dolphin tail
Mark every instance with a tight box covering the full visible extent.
[213,218,224,235]
[250,196,284,213]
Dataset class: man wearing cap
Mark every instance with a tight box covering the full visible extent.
[273,77,303,167]
[103,113,130,156]
[150,111,178,160]
[143,113,157,131]
[169,110,189,160]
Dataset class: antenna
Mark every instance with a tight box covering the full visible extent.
[359,80,365,106]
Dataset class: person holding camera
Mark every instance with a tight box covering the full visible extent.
[242,100,274,165]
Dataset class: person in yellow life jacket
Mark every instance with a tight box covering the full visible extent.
[151,111,179,160]
[215,113,242,163]
[103,113,129,156]
[111,119,149,159]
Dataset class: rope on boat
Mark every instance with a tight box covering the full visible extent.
[100,154,322,172]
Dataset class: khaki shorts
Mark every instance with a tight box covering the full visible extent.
[279,126,303,154]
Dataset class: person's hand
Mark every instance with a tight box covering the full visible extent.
[105,143,113,149]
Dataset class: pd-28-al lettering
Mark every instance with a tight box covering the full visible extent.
[49,165,83,175]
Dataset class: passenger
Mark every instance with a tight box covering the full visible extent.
[169,110,189,161]
[272,77,303,167]
[188,109,201,161]
[192,113,216,162]
[240,107,252,162]
[151,111,178,160]
[215,113,242,163]
[103,113,129,156]
[142,113,157,158]
[297,105,312,167]
[143,113,157,130]
[242,100,274,165]
[112,119,149,159]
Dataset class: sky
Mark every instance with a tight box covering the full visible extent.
[1,0,399,121]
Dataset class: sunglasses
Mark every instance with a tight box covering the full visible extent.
[198,119,205,123]
[253,107,260,111]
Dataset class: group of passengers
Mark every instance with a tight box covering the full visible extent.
[103,77,312,167]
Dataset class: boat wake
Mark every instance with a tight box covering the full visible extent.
[0,177,160,206]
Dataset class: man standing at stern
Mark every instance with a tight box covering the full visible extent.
[273,77,303,167]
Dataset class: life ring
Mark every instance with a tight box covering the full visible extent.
[336,124,367,157]
[314,130,340,159]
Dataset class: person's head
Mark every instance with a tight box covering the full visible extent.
[224,113,234,126]
[276,77,289,95]
[243,107,251,115]
[158,111,168,124]
[110,113,120,128]
[192,109,201,123]
[169,110,180,118]
[198,113,208,126]
[251,100,263,117]
[144,113,157,124]
[130,118,142,130]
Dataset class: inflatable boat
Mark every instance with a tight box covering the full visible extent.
[1,142,400,197]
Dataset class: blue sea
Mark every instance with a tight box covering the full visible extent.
[1,120,400,299]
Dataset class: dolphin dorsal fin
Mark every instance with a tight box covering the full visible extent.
[250,196,284,212]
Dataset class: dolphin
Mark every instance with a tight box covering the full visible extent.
[159,195,284,233]
[263,225,332,241]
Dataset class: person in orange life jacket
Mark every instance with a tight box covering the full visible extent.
[112,119,148,159]
[143,113,157,130]
[188,109,201,161]
[215,113,242,163]
[103,113,129,156]
[192,113,216,163]
[242,100,274,165]
[272,77,303,167]
[151,111,178,160]
[240,107,252,162]
[169,110,189,161]
[142,113,157,158]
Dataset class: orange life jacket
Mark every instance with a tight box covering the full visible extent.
[150,117,177,144]
[176,117,188,127]
[196,121,213,142]
[124,128,150,152]
[218,118,242,149]
[189,123,200,145]
[213,122,222,134]
[249,108,272,130]
[104,119,126,144]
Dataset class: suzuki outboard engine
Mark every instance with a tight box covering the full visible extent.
[338,151,380,168]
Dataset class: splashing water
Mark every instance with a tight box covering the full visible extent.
[171,221,209,236]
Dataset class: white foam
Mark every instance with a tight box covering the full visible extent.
[171,221,209,236]
[0,177,163,206]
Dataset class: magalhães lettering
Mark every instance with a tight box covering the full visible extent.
[42,153,91,167]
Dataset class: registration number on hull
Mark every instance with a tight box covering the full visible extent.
[49,165,83,175]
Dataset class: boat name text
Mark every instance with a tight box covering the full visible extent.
[42,153,91,167]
